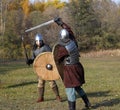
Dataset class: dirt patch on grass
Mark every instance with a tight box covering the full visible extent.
[81,49,120,57]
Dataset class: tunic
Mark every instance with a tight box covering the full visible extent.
[56,45,85,88]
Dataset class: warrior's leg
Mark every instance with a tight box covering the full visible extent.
[75,86,91,108]
[49,80,62,102]
[37,78,45,103]
[66,88,76,110]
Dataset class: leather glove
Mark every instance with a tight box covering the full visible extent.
[26,59,33,65]
[54,17,63,26]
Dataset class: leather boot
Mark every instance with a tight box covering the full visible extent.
[68,101,76,110]
[36,87,44,103]
[75,87,91,108]
[81,95,91,108]
[52,86,62,102]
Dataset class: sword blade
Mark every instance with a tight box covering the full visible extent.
[25,20,54,32]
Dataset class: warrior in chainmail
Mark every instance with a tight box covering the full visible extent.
[54,17,91,110]
[26,34,61,103]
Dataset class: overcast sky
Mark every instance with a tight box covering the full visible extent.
[113,0,120,3]
[29,0,120,4]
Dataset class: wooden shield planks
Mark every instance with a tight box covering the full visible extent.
[33,52,60,80]
[53,44,64,80]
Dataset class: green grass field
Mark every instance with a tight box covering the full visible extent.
[0,56,120,110]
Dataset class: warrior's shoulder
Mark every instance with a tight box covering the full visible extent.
[43,44,52,51]
[44,44,51,48]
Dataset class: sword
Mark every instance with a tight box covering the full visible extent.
[25,20,54,32]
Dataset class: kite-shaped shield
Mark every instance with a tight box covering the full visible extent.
[53,44,64,80]
[33,52,60,80]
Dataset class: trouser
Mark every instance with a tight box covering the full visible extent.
[65,88,76,102]
[38,78,57,88]
[37,77,60,99]
[65,87,91,110]
[66,88,76,110]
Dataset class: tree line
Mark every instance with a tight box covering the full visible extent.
[0,0,120,59]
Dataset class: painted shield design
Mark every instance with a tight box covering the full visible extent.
[33,52,60,80]
[53,44,64,80]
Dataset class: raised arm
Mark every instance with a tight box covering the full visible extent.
[54,17,78,47]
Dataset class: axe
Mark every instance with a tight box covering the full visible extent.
[25,20,54,33]
[21,35,30,66]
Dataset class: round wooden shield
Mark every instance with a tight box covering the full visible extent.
[52,44,64,80]
[33,52,60,80]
